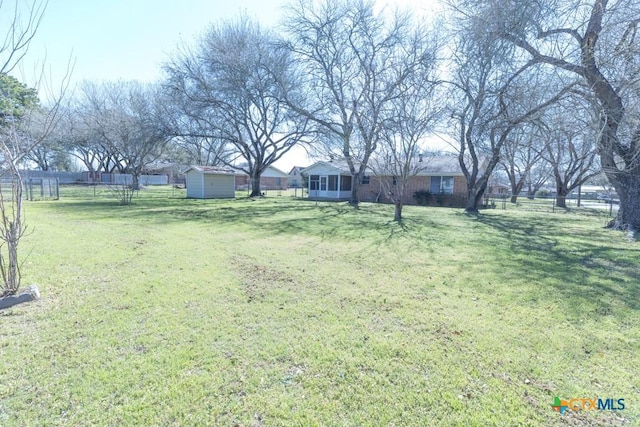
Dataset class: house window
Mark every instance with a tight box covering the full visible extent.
[392,176,397,186]
[362,175,370,184]
[310,175,320,190]
[430,176,454,194]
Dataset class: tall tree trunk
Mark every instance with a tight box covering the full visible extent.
[249,173,262,197]
[394,201,403,222]
[131,174,140,191]
[555,182,569,208]
[607,173,640,231]
[556,194,567,208]
[509,179,524,203]
[465,180,488,213]
[349,172,360,207]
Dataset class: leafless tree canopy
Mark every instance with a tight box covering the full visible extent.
[75,81,168,189]
[164,17,309,197]
[283,0,439,205]
[457,0,640,228]
[445,3,574,212]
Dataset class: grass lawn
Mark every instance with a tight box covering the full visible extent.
[1,186,638,426]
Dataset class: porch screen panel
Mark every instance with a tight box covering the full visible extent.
[340,175,352,191]
[328,175,338,191]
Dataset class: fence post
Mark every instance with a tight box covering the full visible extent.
[55,178,60,200]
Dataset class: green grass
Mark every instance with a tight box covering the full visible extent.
[1,186,638,426]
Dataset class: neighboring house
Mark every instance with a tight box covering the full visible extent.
[301,156,467,207]
[144,162,188,186]
[487,183,510,197]
[288,166,307,188]
[234,166,289,191]
[576,185,618,201]
[184,166,237,199]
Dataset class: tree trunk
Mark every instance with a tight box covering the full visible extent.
[556,194,567,208]
[465,181,488,213]
[249,174,262,197]
[394,201,402,222]
[527,185,536,199]
[349,173,360,207]
[607,173,640,231]
[555,183,569,208]
[131,174,140,191]
[508,175,524,203]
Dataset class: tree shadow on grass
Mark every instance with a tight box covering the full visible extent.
[474,212,640,314]
[45,196,436,246]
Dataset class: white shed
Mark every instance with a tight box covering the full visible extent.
[184,166,237,199]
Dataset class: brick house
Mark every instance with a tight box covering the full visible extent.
[302,156,467,207]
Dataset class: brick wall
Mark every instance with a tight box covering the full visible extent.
[358,175,467,207]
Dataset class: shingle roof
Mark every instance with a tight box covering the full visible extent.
[302,155,464,176]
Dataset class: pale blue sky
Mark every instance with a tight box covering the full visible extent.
[17,0,438,89]
[17,0,284,88]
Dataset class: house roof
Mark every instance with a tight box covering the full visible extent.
[301,160,364,175]
[183,165,239,175]
[261,165,289,178]
[288,166,308,174]
[415,155,463,175]
[302,156,464,176]
[231,164,290,178]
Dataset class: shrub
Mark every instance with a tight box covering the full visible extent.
[413,190,432,206]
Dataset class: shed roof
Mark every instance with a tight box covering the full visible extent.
[183,165,239,175]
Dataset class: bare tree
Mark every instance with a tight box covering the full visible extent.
[540,99,600,208]
[164,17,308,197]
[283,0,432,206]
[525,161,551,199]
[369,51,442,221]
[0,0,47,75]
[500,122,546,203]
[53,101,99,177]
[476,0,640,230]
[80,81,168,191]
[446,19,571,213]
[158,92,234,166]
[0,0,70,296]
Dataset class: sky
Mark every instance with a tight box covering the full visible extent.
[9,0,443,171]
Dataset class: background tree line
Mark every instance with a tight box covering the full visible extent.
[6,0,640,230]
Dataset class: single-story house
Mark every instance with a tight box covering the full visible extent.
[487,183,511,197]
[184,166,237,199]
[144,162,188,186]
[301,156,468,207]
[234,166,289,190]
[288,166,307,188]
